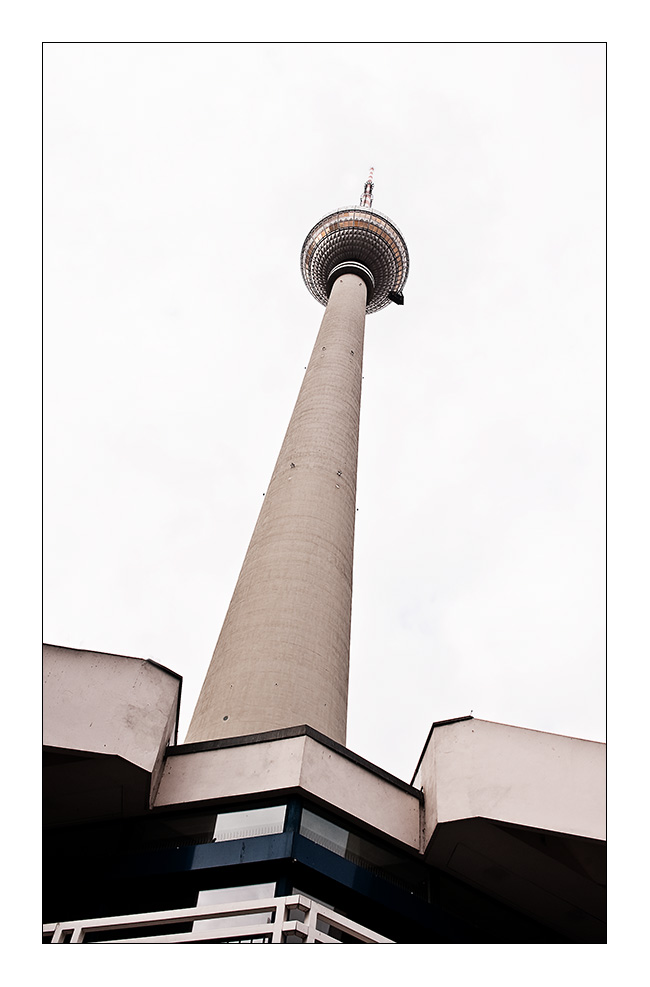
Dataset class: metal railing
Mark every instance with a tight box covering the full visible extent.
[43,894,394,944]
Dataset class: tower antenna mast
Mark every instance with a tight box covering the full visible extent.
[360,166,374,209]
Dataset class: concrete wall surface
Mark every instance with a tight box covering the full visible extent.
[43,644,180,777]
[155,734,421,849]
[299,736,420,849]
[156,736,306,807]
[417,718,605,845]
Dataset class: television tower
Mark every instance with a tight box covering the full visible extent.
[44,171,605,945]
[186,172,409,745]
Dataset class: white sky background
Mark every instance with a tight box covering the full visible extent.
[43,42,604,781]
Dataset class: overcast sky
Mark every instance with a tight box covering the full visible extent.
[43,42,604,781]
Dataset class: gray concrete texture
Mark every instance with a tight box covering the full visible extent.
[186,273,368,744]
[43,644,180,773]
[415,718,606,845]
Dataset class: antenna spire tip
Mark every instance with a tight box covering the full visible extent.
[360,167,375,209]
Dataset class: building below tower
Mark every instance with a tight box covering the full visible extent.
[43,644,606,943]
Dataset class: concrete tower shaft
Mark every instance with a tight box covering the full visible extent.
[186,273,368,745]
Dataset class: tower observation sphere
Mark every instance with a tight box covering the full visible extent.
[301,175,409,314]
